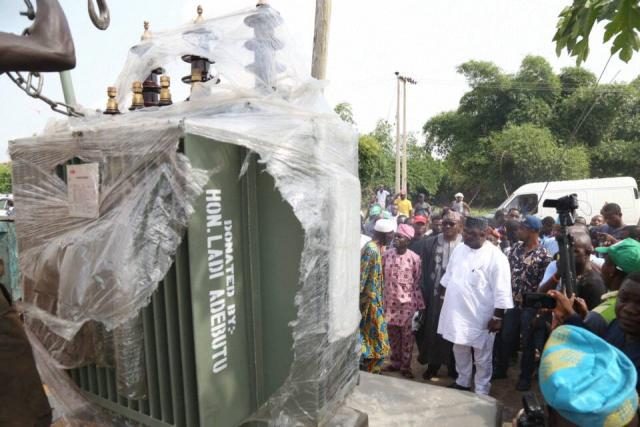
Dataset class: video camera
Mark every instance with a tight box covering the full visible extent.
[516,393,546,427]
[541,194,579,296]
[542,194,579,218]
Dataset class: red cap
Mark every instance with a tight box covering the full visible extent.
[413,215,428,225]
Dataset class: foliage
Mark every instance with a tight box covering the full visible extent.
[406,137,445,196]
[421,55,640,206]
[552,84,628,146]
[423,111,473,157]
[590,139,640,181]
[369,119,395,153]
[336,107,445,199]
[334,102,355,125]
[339,54,640,208]
[0,163,11,194]
[554,0,640,64]
[559,67,597,96]
[358,135,386,191]
[489,124,590,193]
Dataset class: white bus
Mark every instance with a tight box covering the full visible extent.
[497,177,640,224]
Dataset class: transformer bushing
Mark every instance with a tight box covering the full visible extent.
[181,8,221,92]
[243,3,285,93]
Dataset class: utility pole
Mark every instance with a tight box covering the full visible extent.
[394,73,417,194]
[402,78,407,193]
[311,0,332,80]
[395,72,401,194]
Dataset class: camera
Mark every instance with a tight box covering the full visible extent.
[542,194,578,214]
[517,393,546,427]
[542,193,579,295]
[523,293,556,310]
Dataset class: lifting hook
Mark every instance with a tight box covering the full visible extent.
[88,0,110,30]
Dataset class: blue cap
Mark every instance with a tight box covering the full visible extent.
[540,325,638,427]
[369,204,382,217]
[521,215,542,232]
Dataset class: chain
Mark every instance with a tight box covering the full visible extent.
[6,71,84,117]
[9,2,83,118]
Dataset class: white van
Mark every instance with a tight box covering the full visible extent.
[497,177,640,224]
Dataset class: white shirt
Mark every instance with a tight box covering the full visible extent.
[438,241,514,347]
[376,190,390,208]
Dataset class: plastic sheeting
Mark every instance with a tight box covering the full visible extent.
[11,124,206,342]
[9,3,360,426]
[0,221,20,300]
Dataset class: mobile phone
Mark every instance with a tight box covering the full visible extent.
[523,292,556,309]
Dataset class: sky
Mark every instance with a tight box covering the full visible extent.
[2,0,640,162]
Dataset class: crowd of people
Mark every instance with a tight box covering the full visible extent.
[359,186,640,426]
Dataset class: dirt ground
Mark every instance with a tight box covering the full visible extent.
[381,347,543,426]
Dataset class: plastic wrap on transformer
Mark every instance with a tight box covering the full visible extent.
[185,109,361,425]
[9,124,207,367]
[114,313,146,399]
[9,4,360,426]
[26,327,129,427]
[0,221,20,300]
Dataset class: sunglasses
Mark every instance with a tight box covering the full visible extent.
[442,221,457,227]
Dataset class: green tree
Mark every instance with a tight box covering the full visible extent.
[456,60,513,136]
[0,163,11,194]
[421,55,640,206]
[513,55,561,105]
[334,102,355,125]
[590,139,640,181]
[489,124,590,193]
[423,111,473,157]
[370,119,395,153]
[507,96,553,127]
[358,135,386,191]
[559,67,597,97]
[555,0,640,64]
[553,84,627,146]
[405,135,444,196]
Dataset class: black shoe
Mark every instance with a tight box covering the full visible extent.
[422,366,438,380]
[516,379,531,391]
[492,370,507,380]
[447,382,471,391]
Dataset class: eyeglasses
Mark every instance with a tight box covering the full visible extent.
[442,221,457,227]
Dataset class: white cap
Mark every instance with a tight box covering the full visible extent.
[455,192,464,198]
[374,218,396,233]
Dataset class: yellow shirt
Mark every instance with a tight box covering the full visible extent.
[395,198,412,217]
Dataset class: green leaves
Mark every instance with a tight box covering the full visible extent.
[334,102,355,125]
[417,55,640,206]
[605,0,640,61]
[0,163,12,194]
[357,119,444,197]
[555,0,640,64]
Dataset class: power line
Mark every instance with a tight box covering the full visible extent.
[569,55,614,142]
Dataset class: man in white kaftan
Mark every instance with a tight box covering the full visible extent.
[437,216,513,395]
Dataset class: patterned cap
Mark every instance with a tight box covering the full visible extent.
[540,325,638,427]
[464,216,488,230]
[396,223,415,240]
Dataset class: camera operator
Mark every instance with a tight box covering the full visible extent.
[538,227,606,310]
[547,239,640,394]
